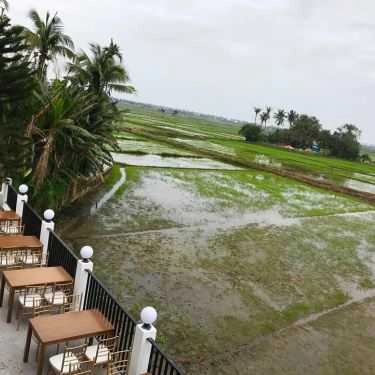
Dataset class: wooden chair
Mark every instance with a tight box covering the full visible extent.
[107,350,131,375]
[48,343,88,375]
[44,282,75,312]
[4,224,24,235]
[0,251,23,271]
[20,248,43,267]
[67,360,94,375]
[15,285,46,330]
[84,335,119,368]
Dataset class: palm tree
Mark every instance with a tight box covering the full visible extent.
[253,107,261,124]
[287,110,298,128]
[260,112,268,128]
[29,81,114,189]
[68,42,135,97]
[274,109,286,128]
[262,107,272,128]
[0,0,9,13]
[23,10,74,79]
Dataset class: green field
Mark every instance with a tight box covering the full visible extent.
[119,106,375,196]
[61,105,375,374]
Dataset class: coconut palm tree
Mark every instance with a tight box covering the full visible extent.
[260,112,268,128]
[287,110,298,128]
[29,81,115,189]
[68,41,135,97]
[253,107,261,124]
[23,10,74,79]
[0,0,9,13]
[261,106,272,128]
[274,109,286,128]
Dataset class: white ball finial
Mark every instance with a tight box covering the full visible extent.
[140,306,157,328]
[19,184,28,194]
[80,246,93,261]
[44,209,55,221]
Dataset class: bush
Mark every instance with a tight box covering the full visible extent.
[239,123,263,142]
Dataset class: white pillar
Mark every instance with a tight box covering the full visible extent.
[73,246,94,310]
[40,209,55,263]
[128,307,158,375]
[1,177,13,206]
[16,184,28,217]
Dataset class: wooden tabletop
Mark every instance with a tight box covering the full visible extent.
[0,211,20,221]
[3,266,72,289]
[30,310,114,345]
[0,235,42,250]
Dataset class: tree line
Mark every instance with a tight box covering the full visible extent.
[239,107,365,161]
[0,1,135,208]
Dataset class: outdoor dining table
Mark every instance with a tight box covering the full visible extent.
[0,235,42,251]
[0,266,73,323]
[23,309,114,375]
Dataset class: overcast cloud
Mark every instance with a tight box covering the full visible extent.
[9,0,375,143]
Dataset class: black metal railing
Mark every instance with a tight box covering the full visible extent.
[148,338,183,375]
[83,271,136,351]
[47,231,78,278]
[6,184,17,211]
[22,202,43,237]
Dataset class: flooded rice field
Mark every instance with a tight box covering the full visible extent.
[59,166,375,375]
[112,153,242,170]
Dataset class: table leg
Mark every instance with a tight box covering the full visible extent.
[23,323,32,362]
[6,287,14,323]
[37,344,45,375]
[0,274,5,307]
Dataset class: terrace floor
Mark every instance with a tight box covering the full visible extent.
[0,287,106,375]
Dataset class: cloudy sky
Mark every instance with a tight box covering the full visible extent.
[9,0,375,143]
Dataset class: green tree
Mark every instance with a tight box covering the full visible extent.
[0,10,35,178]
[329,124,361,160]
[23,10,74,79]
[274,109,286,128]
[239,123,263,142]
[260,112,268,128]
[289,114,322,148]
[68,42,135,97]
[287,110,298,128]
[253,107,261,124]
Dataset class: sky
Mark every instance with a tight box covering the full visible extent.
[9,0,375,143]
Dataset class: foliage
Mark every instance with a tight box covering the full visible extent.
[329,124,361,160]
[274,109,286,128]
[253,107,261,124]
[22,10,75,79]
[239,123,263,142]
[0,11,35,179]
[0,5,135,209]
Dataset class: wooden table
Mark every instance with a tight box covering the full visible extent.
[24,309,114,375]
[0,266,73,323]
[0,235,42,251]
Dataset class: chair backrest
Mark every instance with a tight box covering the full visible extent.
[61,343,88,373]
[107,350,131,375]
[19,284,46,305]
[62,293,82,313]
[93,335,119,364]
[68,360,94,375]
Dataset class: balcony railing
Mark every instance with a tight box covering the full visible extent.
[22,202,42,237]
[47,231,79,279]
[6,184,17,211]
[84,270,137,351]
[3,180,184,375]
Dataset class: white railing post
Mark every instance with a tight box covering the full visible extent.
[40,209,55,264]
[128,307,158,375]
[1,177,12,210]
[73,246,94,310]
[16,184,28,217]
